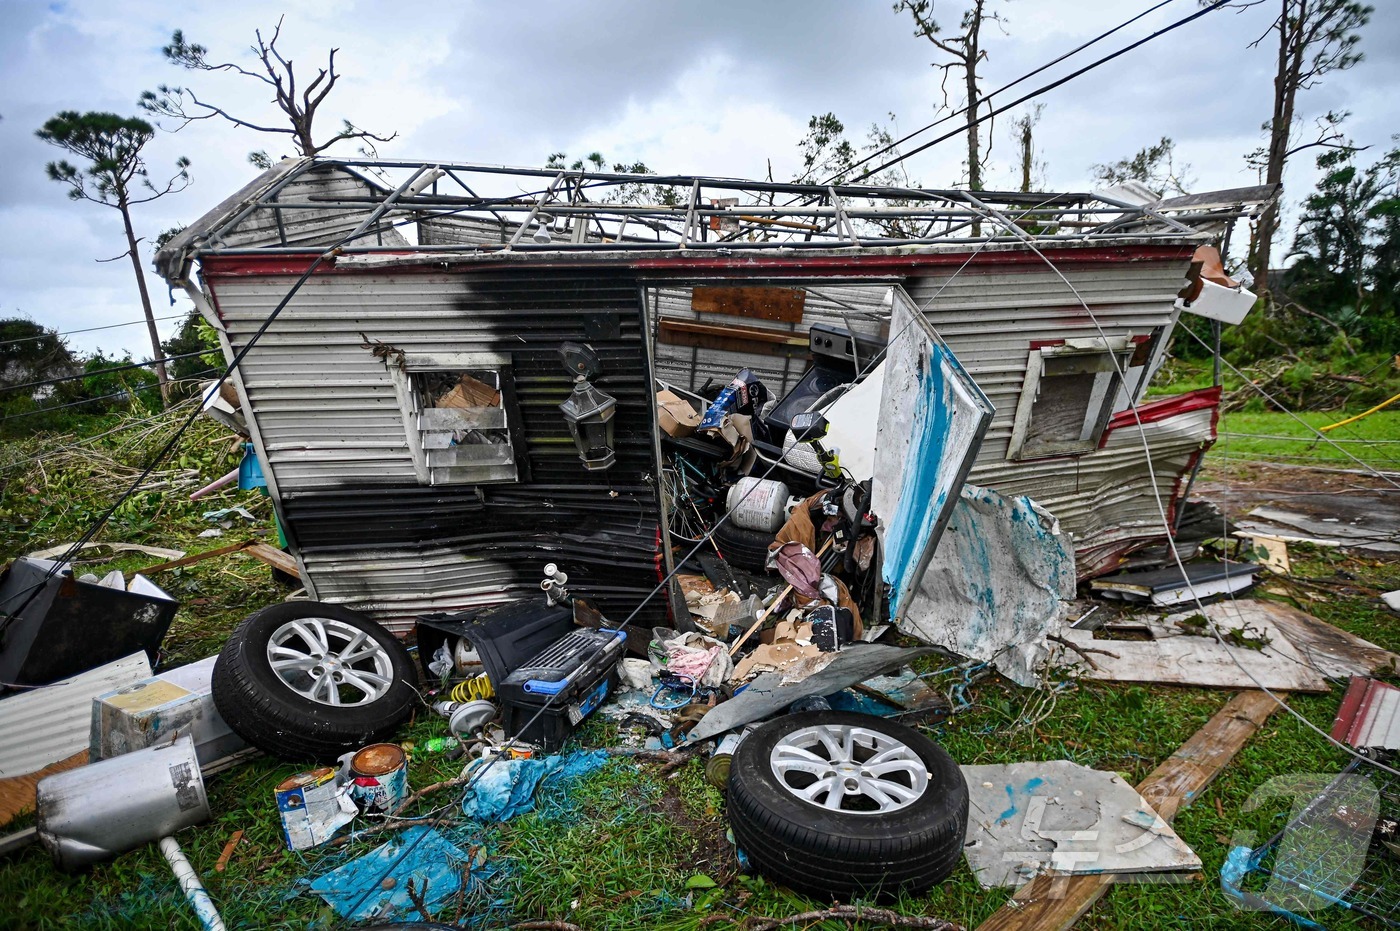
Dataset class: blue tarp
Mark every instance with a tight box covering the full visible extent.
[461,749,611,822]
[309,826,483,921]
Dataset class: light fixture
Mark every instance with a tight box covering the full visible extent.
[557,342,616,471]
[533,215,552,244]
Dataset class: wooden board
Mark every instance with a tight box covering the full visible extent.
[1058,607,1330,693]
[691,286,805,323]
[0,751,86,826]
[976,690,1280,931]
[1243,599,1399,679]
[657,319,810,359]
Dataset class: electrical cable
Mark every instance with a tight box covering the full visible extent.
[1,388,160,422]
[965,203,1400,779]
[338,227,1007,920]
[819,0,1182,187]
[846,0,1231,184]
[0,350,212,395]
[0,313,186,347]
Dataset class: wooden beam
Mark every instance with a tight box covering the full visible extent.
[139,540,299,579]
[657,319,810,359]
[975,690,1280,931]
[692,285,806,323]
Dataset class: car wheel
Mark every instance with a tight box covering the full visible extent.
[726,710,968,899]
[212,601,418,762]
[712,521,776,573]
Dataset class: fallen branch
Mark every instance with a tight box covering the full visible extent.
[389,767,475,818]
[631,747,703,774]
[406,876,431,921]
[747,905,963,931]
[1047,634,1119,671]
[510,922,586,931]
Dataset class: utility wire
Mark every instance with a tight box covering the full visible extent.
[0,350,211,395]
[1,388,157,422]
[823,0,1181,186]
[0,313,187,348]
[848,0,1231,184]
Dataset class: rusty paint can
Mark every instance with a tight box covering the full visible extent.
[345,743,409,813]
[275,767,355,850]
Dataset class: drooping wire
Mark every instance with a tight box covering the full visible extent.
[819,0,1182,186]
[0,350,212,395]
[966,203,1400,779]
[0,313,187,348]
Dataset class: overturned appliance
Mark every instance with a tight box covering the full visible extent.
[154,158,1270,677]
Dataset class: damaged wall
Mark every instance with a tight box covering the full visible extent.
[202,259,663,633]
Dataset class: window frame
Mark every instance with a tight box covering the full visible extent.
[388,351,527,486]
[1007,337,1134,461]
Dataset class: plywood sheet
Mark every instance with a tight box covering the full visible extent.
[691,286,805,323]
[1057,604,1329,692]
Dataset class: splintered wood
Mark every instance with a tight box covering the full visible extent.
[975,690,1280,931]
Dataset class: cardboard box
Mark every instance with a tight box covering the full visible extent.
[657,390,701,437]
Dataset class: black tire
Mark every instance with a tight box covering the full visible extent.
[726,711,968,900]
[712,521,776,573]
[212,601,418,763]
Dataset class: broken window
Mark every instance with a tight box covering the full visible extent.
[1008,340,1132,461]
[391,353,520,485]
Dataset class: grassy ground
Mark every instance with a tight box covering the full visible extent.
[1214,410,1400,471]
[2,400,1399,930]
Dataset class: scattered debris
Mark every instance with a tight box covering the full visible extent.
[961,760,1200,888]
[460,749,610,822]
[1056,601,1331,692]
[1331,676,1400,751]
[1091,561,1263,607]
[275,767,357,851]
[92,655,248,769]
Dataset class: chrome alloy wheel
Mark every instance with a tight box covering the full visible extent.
[770,723,930,813]
[265,617,394,706]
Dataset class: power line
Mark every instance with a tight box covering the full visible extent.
[0,314,188,348]
[826,0,1181,186]
[0,350,212,395]
[0,388,148,422]
[850,0,1231,183]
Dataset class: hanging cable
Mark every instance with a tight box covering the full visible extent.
[0,313,187,348]
[847,0,1231,184]
[1,388,156,423]
[0,351,212,395]
[822,0,1182,186]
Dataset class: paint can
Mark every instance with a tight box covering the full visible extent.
[275,767,355,851]
[341,743,410,814]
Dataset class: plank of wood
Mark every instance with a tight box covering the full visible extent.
[692,285,805,323]
[657,319,810,359]
[975,690,1280,931]
[1242,599,1399,678]
[0,750,87,826]
[242,543,299,577]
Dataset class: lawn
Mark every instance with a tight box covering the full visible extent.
[2,404,1399,931]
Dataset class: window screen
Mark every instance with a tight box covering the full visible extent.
[389,353,520,485]
[1009,343,1130,461]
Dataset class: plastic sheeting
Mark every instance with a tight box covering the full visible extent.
[460,749,611,822]
[309,826,481,920]
[898,484,1076,687]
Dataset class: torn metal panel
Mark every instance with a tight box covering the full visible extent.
[684,645,935,744]
[1222,600,1398,679]
[0,653,151,779]
[898,485,1076,688]
[873,286,994,622]
[962,760,1200,889]
[1056,602,1331,692]
[1331,677,1400,751]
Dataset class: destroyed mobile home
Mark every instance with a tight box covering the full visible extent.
[5,157,1399,924]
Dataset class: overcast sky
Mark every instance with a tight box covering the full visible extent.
[2,0,1397,358]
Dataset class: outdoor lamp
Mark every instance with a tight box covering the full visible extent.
[559,375,617,471]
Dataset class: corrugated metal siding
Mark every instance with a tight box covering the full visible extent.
[209,268,662,633]
[0,652,151,778]
[212,166,409,252]
[905,260,1187,464]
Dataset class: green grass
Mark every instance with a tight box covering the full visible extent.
[4,412,1400,930]
[1213,410,1400,471]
